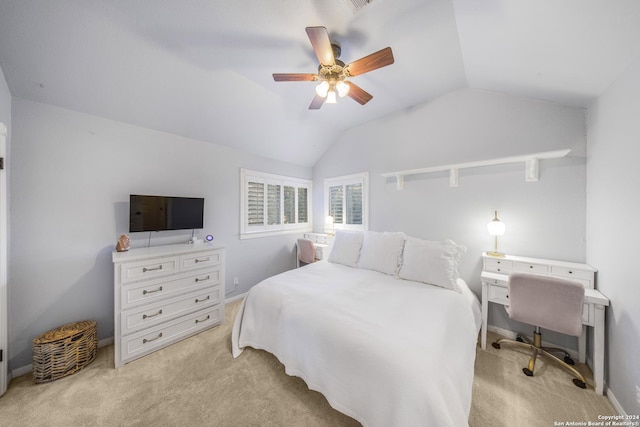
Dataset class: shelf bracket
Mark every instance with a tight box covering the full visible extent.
[395,174,404,190]
[525,158,539,182]
[449,168,459,187]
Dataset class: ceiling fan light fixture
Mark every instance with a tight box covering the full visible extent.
[315,81,330,97]
[326,89,337,104]
[336,80,350,97]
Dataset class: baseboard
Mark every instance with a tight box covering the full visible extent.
[225,292,247,304]
[606,388,626,415]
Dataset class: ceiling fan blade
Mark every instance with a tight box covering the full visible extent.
[345,81,373,105]
[346,47,394,77]
[273,73,317,82]
[309,94,325,110]
[305,26,335,66]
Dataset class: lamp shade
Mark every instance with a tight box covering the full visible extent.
[487,211,505,236]
[315,81,329,97]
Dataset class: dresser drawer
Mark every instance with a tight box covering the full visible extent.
[484,258,513,274]
[515,261,549,274]
[119,256,180,284]
[121,268,221,309]
[120,306,222,363]
[180,250,223,271]
[121,286,222,334]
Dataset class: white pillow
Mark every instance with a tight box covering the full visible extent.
[327,230,364,268]
[358,231,406,275]
[398,237,465,292]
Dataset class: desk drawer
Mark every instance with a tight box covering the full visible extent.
[484,258,513,274]
[550,266,594,288]
[582,303,593,326]
[488,285,509,305]
[515,261,549,274]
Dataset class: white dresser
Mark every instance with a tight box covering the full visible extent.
[480,252,609,394]
[112,243,225,367]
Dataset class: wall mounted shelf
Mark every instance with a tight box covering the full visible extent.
[381,149,571,189]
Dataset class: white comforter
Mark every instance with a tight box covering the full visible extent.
[232,260,482,427]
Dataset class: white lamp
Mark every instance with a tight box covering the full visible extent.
[326,88,337,104]
[315,81,329,97]
[325,215,335,236]
[336,80,350,97]
[486,210,506,257]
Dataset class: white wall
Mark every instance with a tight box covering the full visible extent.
[586,57,640,415]
[8,98,310,370]
[0,65,10,127]
[314,88,588,349]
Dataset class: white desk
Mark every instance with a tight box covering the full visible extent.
[480,253,609,395]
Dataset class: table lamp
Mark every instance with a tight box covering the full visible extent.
[487,210,506,257]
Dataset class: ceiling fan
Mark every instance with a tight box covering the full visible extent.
[273,26,395,110]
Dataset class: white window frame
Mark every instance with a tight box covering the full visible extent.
[240,168,312,239]
[324,172,369,233]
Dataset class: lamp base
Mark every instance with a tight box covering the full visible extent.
[486,251,505,258]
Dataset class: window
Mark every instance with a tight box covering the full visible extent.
[241,169,312,238]
[324,172,368,232]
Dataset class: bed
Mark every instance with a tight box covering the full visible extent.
[232,231,482,427]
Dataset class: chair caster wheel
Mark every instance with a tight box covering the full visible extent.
[564,355,575,365]
[491,342,501,349]
[522,368,534,377]
[516,336,524,343]
[573,378,586,389]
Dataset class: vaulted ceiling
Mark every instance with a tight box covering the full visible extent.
[0,0,639,166]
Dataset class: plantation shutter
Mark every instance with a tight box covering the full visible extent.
[247,181,264,226]
[267,184,281,225]
[283,186,296,224]
[329,185,344,224]
[241,169,312,238]
[345,183,363,225]
[297,187,308,223]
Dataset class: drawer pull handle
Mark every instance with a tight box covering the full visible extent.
[195,296,210,303]
[143,332,163,344]
[195,276,210,283]
[529,265,533,269]
[142,286,163,295]
[142,309,163,319]
[568,271,573,274]
[142,265,163,273]
[195,315,211,324]
[195,257,210,263]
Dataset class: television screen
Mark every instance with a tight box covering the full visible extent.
[129,195,204,232]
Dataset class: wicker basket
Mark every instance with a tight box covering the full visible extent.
[32,320,97,384]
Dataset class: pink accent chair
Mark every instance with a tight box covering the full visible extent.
[296,239,317,267]
[492,273,587,388]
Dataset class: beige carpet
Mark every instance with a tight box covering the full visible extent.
[0,300,616,426]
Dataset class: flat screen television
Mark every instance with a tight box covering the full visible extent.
[129,194,204,232]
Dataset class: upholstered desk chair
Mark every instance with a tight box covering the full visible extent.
[296,238,316,268]
[492,273,587,389]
